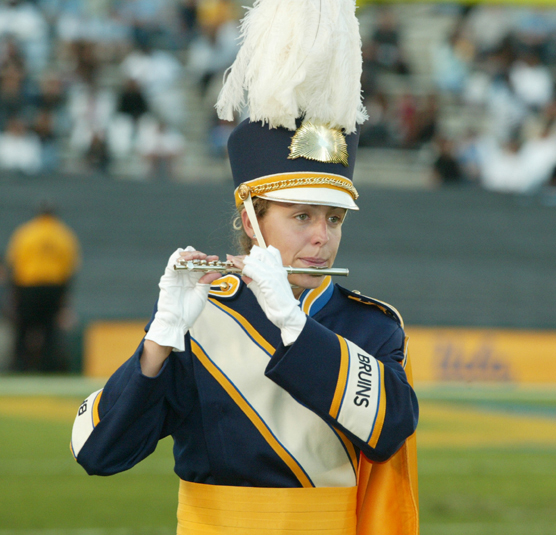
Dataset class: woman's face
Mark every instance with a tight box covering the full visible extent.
[245,201,346,295]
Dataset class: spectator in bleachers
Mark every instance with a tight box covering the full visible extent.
[121,41,185,126]
[361,39,380,99]
[359,90,439,151]
[478,134,517,192]
[516,121,556,193]
[369,7,410,76]
[197,0,237,32]
[0,0,49,74]
[456,6,556,159]
[207,112,235,158]
[0,115,42,174]
[35,71,66,115]
[456,129,482,183]
[67,75,116,158]
[187,0,239,98]
[0,37,28,128]
[432,27,474,97]
[414,94,439,148]
[137,117,186,180]
[61,36,114,161]
[432,136,465,186]
[55,2,130,64]
[477,132,540,193]
[32,71,68,139]
[509,50,553,111]
[117,77,150,122]
[117,0,177,50]
[85,130,110,174]
[33,108,59,171]
[107,77,151,159]
[463,6,515,60]
[512,8,555,63]
[179,0,200,46]
[359,93,394,148]
[395,92,418,149]
[68,39,100,85]
[486,69,527,142]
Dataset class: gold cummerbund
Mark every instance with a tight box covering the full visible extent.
[177,480,357,535]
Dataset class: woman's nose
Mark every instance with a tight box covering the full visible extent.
[311,218,329,245]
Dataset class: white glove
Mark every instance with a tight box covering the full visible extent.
[145,247,211,351]
[243,245,307,346]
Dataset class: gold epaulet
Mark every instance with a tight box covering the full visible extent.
[340,287,404,328]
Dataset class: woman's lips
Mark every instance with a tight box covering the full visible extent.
[299,257,328,267]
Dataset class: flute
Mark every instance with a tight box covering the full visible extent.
[174,259,349,277]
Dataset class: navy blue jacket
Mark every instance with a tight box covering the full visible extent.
[73,275,418,488]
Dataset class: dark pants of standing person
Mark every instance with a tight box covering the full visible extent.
[12,285,67,372]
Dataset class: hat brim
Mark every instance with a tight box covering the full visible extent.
[258,187,359,210]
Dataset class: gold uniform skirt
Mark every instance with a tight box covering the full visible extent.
[177,480,357,535]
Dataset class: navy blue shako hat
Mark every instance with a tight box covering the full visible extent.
[215,0,368,214]
[228,119,361,210]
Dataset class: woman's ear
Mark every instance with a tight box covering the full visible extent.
[241,208,254,237]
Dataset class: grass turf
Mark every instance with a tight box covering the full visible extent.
[0,410,177,532]
[0,382,555,534]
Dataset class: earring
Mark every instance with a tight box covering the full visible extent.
[252,235,256,239]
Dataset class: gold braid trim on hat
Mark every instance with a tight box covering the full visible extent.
[237,176,359,204]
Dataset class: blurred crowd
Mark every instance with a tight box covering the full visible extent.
[0,0,239,179]
[359,4,556,196]
[2,2,556,196]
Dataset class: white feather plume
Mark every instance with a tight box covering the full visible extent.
[215,0,367,134]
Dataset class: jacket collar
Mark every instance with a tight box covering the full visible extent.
[298,276,334,317]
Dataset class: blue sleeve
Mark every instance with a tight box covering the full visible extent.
[76,338,197,476]
[265,316,418,463]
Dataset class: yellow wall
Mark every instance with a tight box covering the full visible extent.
[84,321,556,384]
[84,321,147,378]
[406,327,556,384]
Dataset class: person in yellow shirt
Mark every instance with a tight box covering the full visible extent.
[5,202,81,372]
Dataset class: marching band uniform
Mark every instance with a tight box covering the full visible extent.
[72,1,419,533]
[73,273,418,533]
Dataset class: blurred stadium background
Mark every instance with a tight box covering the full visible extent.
[0,1,555,534]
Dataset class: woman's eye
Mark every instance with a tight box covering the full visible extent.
[329,215,341,224]
[296,213,309,221]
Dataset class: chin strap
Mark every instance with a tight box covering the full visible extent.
[244,194,302,290]
[244,193,267,249]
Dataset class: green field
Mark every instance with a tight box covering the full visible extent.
[0,378,555,535]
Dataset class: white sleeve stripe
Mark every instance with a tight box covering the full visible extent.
[70,389,103,459]
[336,340,381,444]
[366,363,383,443]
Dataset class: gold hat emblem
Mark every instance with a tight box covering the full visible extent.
[288,122,349,167]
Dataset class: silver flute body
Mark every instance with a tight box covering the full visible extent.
[174,260,349,277]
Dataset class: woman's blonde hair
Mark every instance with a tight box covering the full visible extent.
[232,197,270,255]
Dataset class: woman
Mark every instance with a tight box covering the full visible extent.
[71,122,418,533]
[72,1,419,533]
